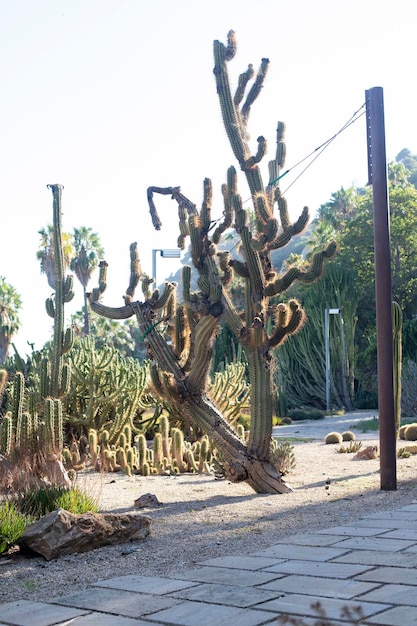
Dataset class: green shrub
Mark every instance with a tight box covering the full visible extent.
[0,501,32,554]
[288,408,325,421]
[325,432,343,444]
[13,486,99,519]
[281,417,293,425]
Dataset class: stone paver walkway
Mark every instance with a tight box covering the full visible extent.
[2,501,417,625]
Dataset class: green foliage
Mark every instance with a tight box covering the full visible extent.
[0,277,22,364]
[401,359,417,418]
[354,417,379,433]
[0,500,32,554]
[288,408,325,421]
[275,264,358,411]
[13,486,99,519]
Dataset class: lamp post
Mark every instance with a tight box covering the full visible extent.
[152,249,181,286]
[325,308,341,412]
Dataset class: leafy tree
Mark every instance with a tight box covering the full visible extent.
[0,278,22,364]
[396,148,417,188]
[70,227,104,335]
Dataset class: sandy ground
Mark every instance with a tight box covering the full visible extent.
[1,424,417,604]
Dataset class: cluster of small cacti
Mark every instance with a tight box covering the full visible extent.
[63,415,214,477]
[0,372,64,458]
[398,445,417,458]
[325,431,356,445]
[270,439,296,475]
[64,336,149,445]
[399,423,417,441]
[336,441,362,454]
[208,362,250,428]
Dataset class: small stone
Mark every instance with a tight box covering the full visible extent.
[134,493,162,508]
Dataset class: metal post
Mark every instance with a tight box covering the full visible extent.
[152,249,159,284]
[325,308,340,413]
[365,86,397,490]
[152,249,181,285]
[325,309,330,412]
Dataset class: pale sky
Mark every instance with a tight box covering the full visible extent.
[1,0,416,355]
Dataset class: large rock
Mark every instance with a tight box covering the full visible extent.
[20,508,151,560]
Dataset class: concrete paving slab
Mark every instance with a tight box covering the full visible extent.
[253,544,349,561]
[361,510,417,521]
[258,574,378,599]
[174,566,282,586]
[379,528,417,540]
[93,574,199,594]
[168,582,279,608]
[53,587,179,618]
[255,592,390,621]
[366,605,417,625]
[358,583,417,605]
[198,555,284,569]
[317,525,390,537]
[56,612,155,625]
[145,600,276,625]
[262,558,372,578]
[331,549,417,567]
[331,535,416,551]
[280,532,350,545]
[361,584,417,607]
[352,517,417,530]
[0,599,89,626]
[357,566,417,585]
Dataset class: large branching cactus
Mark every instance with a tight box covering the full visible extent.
[89,31,335,493]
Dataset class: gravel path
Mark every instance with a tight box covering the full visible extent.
[1,414,416,604]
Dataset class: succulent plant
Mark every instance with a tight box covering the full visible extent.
[325,432,343,444]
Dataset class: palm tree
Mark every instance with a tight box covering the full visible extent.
[37,225,74,290]
[317,187,359,230]
[70,227,104,335]
[0,277,22,363]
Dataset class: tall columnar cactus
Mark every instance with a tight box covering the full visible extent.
[392,301,402,438]
[89,32,335,493]
[43,184,74,399]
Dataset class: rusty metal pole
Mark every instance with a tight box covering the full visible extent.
[365,87,397,490]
